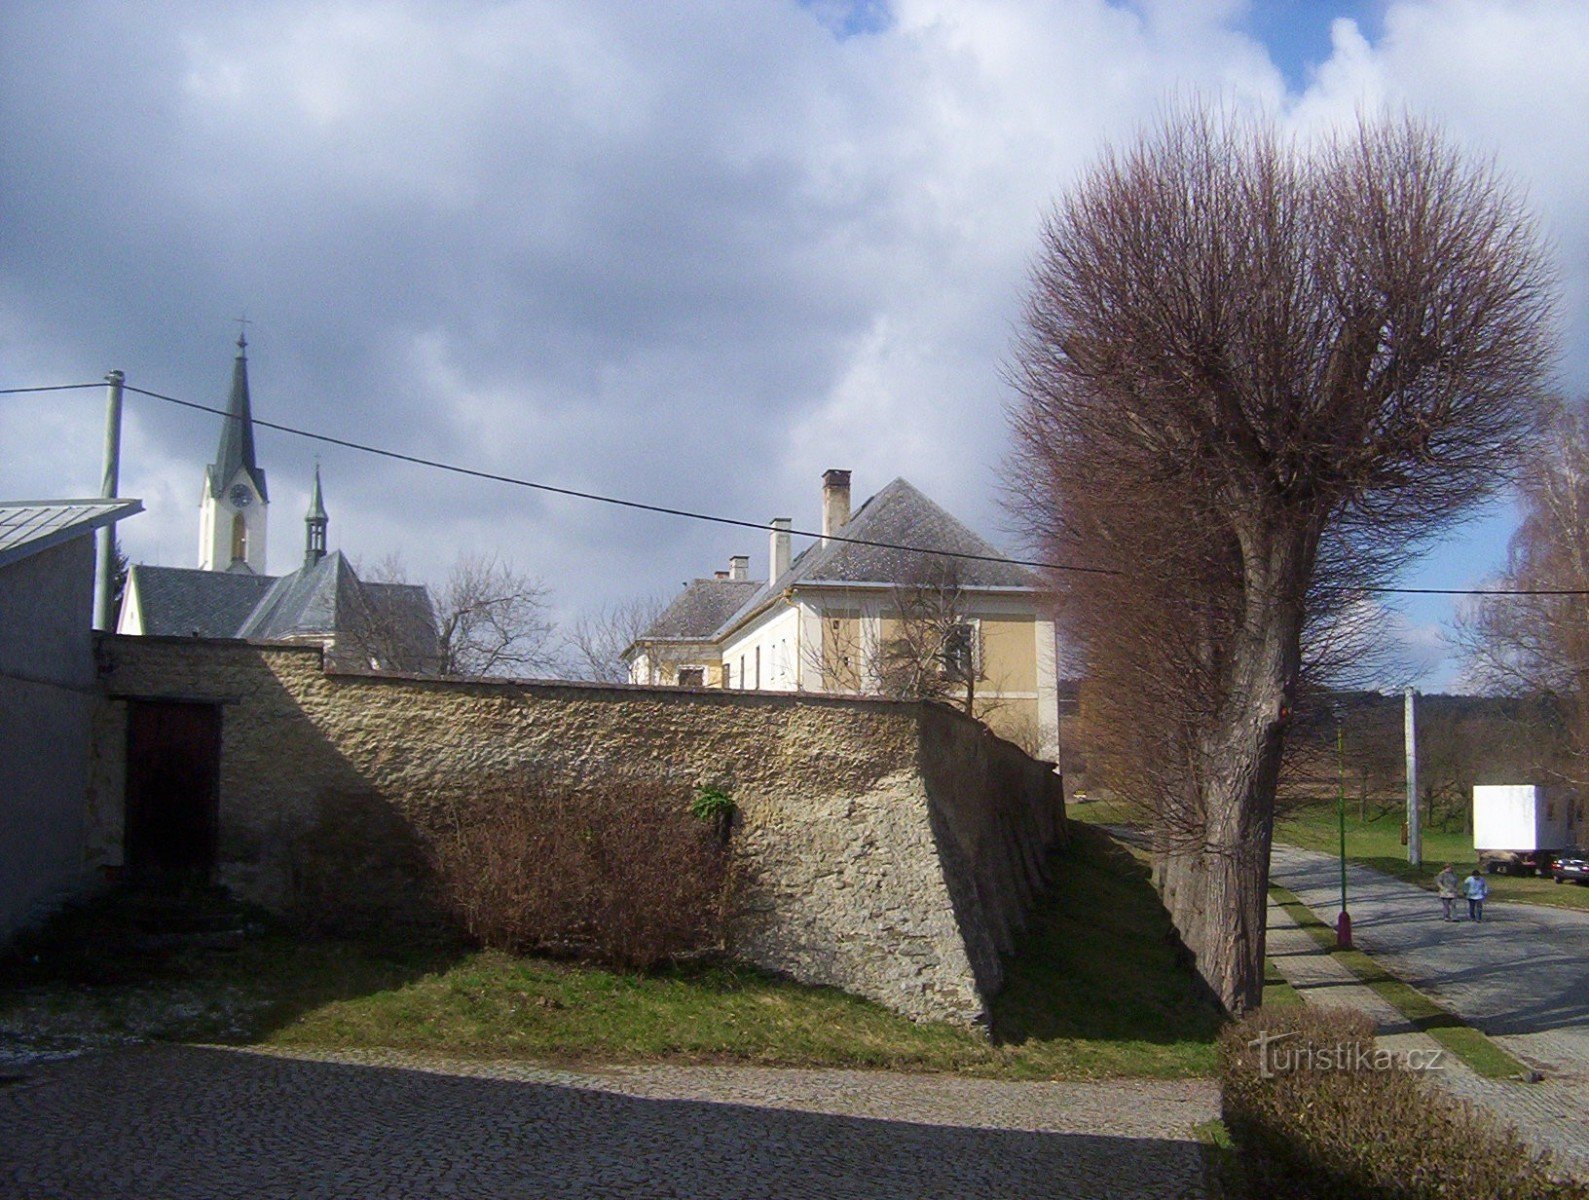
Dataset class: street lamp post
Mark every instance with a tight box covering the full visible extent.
[1336,706,1352,950]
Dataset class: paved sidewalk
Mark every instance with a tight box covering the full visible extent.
[0,1044,1219,1199]
[1266,853,1589,1174]
[1271,845,1589,1077]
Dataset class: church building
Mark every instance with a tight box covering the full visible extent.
[117,337,440,674]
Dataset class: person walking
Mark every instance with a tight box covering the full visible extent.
[1463,868,1489,922]
[1435,864,1460,922]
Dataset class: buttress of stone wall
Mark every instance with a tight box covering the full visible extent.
[916,703,1068,1004]
[92,634,1063,1028]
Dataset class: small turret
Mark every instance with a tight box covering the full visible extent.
[305,464,328,567]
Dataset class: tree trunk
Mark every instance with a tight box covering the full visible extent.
[1158,524,1310,1014]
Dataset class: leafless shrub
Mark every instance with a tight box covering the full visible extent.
[1220,1006,1581,1199]
[430,771,730,970]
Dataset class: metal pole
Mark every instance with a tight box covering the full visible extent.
[93,370,124,632]
[1405,685,1421,868]
[1337,708,1352,948]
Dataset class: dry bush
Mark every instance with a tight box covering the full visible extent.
[430,771,730,970]
[1220,1007,1583,1199]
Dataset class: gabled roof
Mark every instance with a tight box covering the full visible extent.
[715,478,1035,638]
[0,499,143,569]
[125,551,440,670]
[126,565,276,637]
[638,578,764,642]
[239,550,368,640]
[208,337,268,502]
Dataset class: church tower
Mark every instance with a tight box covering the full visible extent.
[199,333,270,573]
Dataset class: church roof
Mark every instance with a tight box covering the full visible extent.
[124,565,276,637]
[0,499,143,569]
[125,552,439,670]
[208,336,268,502]
[714,478,1035,638]
[238,550,367,639]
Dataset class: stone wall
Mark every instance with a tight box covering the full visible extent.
[92,634,1065,1026]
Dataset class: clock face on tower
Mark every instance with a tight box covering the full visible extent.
[229,484,253,508]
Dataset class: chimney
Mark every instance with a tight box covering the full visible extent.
[728,555,748,581]
[714,570,729,580]
[769,517,791,580]
[822,469,851,543]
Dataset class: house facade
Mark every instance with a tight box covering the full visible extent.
[0,498,142,942]
[627,470,1060,759]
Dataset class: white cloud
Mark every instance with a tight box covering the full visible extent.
[2,0,1586,681]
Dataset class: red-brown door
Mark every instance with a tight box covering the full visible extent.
[124,701,221,883]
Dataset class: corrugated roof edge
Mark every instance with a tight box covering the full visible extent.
[0,499,143,569]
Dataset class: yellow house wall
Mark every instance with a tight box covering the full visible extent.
[978,617,1038,693]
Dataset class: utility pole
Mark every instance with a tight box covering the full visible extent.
[1404,685,1421,868]
[93,370,125,632]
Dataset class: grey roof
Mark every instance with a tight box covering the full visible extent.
[208,338,268,502]
[717,478,1035,637]
[640,578,764,641]
[0,499,143,569]
[126,550,440,669]
[126,565,276,637]
[240,551,368,640]
[364,581,441,670]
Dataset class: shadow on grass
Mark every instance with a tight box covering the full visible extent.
[0,884,468,1049]
[992,824,1224,1049]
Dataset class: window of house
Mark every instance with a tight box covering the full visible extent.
[755,646,761,689]
[230,513,248,563]
[941,621,979,682]
[739,655,746,689]
[677,667,705,687]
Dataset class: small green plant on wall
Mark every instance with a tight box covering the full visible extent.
[691,784,735,842]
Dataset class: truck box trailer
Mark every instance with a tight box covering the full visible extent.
[1473,784,1572,875]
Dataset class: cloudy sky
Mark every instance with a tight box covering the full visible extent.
[3,0,1586,685]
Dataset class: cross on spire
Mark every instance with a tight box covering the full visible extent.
[234,313,251,351]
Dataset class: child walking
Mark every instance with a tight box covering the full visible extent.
[1463,868,1489,922]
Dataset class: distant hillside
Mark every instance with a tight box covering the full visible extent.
[1279,691,1571,832]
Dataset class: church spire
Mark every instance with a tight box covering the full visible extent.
[305,463,328,567]
[209,330,268,502]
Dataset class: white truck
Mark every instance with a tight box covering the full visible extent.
[1473,784,1574,876]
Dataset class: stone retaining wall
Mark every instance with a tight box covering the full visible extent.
[92,634,1065,1026]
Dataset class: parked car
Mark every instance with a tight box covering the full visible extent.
[1549,849,1589,885]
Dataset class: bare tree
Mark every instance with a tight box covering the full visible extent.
[875,562,986,716]
[1457,397,1589,784]
[434,553,557,678]
[563,594,667,684]
[1008,107,1555,1011]
[363,551,557,678]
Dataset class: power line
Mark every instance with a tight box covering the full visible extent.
[111,382,1116,577]
[8,378,1589,596]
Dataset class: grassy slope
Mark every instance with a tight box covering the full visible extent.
[1,824,1223,1079]
[1275,802,1589,913]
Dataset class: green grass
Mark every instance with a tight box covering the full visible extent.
[0,824,1222,1079]
[1275,801,1589,913]
[1269,885,1527,1079]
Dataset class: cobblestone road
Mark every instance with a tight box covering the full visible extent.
[0,1045,1217,1198]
